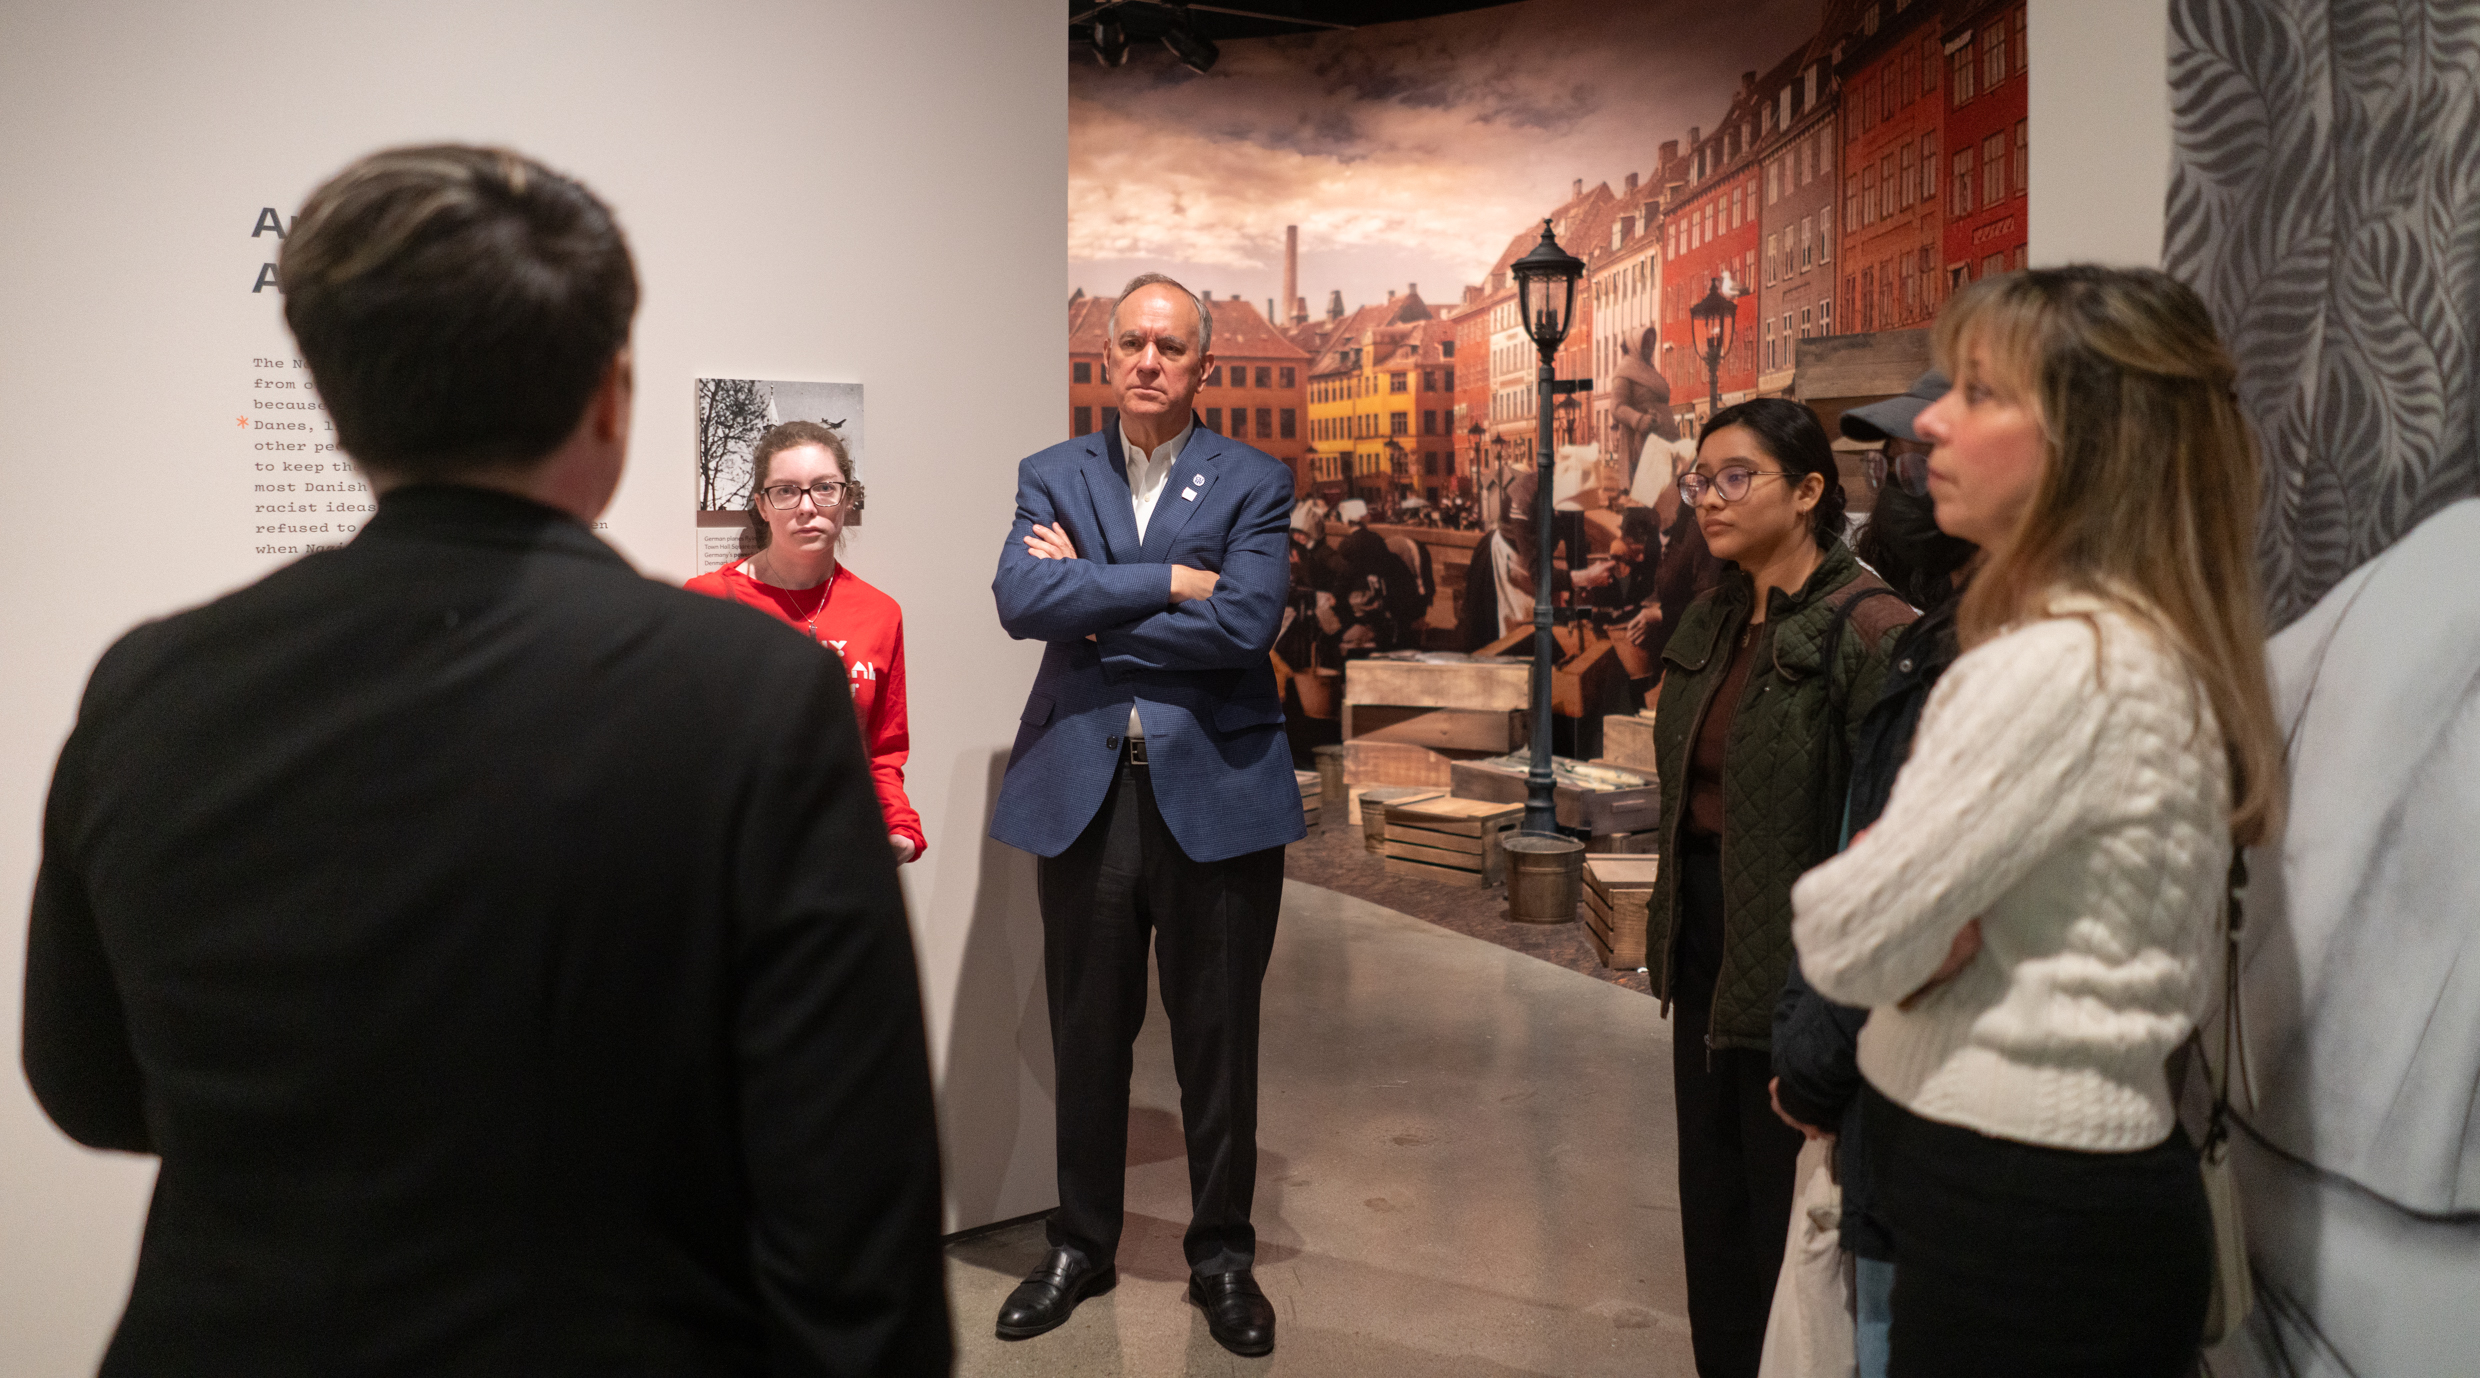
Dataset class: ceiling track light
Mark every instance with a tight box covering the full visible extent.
[1159,6,1220,74]
[1089,11,1130,66]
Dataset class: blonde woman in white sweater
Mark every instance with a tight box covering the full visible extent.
[1790,267,2285,1378]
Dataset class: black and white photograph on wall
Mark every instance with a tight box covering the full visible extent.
[694,376,864,575]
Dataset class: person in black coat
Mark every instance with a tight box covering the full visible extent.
[1770,371,1972,1378]
[20,145,952,1377]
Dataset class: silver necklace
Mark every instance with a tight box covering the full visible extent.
[752,553,833,642]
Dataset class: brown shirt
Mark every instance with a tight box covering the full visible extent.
[1685,619,1762,840]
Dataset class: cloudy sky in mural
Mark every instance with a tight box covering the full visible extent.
[1070,0,1823,315]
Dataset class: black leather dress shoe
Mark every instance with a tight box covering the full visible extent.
[1188,1269,1276,1356]
[995,1247,1116,1340]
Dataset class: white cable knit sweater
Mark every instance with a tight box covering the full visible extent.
[1790,596,2231,1152]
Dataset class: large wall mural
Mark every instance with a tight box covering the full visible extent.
[2166,2,2480,1374]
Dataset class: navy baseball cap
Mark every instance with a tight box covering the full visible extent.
[1840,370,1950,444]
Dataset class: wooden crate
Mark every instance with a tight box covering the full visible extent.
[1296,770,1322,829]
[1348,786,1442,828]
[1450,753,1658,835]
[1581,855,1659,969]
[1344,704,1528,753]
[1599,713,1660,775]
[1383,797,1523,885]
[1342,657,1529,712]
[1337,741,1455,790]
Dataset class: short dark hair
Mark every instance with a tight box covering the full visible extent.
[1702,397,1846,547]
[745,421,861,550]
[279,145,639,479]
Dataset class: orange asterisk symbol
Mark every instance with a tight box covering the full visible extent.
[236,416,249,427]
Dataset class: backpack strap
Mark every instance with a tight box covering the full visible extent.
[1813,583,1910,860]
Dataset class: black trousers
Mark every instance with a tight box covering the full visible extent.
[1671,843,1804,1378]
[1037,756,1285,1277]
[1865,1084,2211,1378]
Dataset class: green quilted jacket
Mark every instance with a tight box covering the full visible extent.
[1644,541,1913,1052]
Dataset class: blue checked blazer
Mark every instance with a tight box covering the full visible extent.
[989,425,1306,864]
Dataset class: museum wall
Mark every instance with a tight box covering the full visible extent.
[0,1,1062,1370]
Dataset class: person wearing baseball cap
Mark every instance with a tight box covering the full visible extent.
[1840,369,1948,499]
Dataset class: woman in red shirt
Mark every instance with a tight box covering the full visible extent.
[687,421,924,862]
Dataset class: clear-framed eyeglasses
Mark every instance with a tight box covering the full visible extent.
[761,480,849,510]
[1865,447,1932,497]
[1678,467,1789,504]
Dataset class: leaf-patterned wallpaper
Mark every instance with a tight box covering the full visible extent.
[2166,0,2480,630]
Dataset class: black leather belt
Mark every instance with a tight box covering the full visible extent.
[1124,736,1148,766]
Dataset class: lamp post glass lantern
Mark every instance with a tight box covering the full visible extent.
[1508,219,1585,838]
[1689,276,1740,418]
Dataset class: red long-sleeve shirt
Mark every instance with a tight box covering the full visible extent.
[685,560,924,859]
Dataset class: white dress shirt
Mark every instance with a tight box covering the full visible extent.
[1120,418,1193,740]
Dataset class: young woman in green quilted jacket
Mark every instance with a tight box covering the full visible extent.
[1645,396,1913,1378]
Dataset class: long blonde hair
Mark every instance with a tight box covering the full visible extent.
[1934,266,2285,846]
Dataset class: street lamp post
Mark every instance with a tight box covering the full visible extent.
[1689,275,1741,419]
[1509,219,1588,838]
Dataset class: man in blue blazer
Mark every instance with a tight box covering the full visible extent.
[989,275,1303,1357]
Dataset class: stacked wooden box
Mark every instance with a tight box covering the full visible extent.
[1448,753,1659,839]
[1598,711,1660,776]
[1296,770,1322,829]
[1581,856,1659,969]
[1381,797,1523,887]
[1341,656,1530,754]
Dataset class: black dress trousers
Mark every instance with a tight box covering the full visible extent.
[1671,841,1805,1378]
[1037,753,1285,1277]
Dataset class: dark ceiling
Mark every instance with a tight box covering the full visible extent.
[1066,1,1517,46]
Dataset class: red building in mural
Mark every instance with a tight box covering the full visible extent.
[1757,41,1841,394]
[1835,0,1949,337]
[1658,82,1766,421]
[1942,1,2030,288]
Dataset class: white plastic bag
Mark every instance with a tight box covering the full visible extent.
[1757,1136,1857,1378]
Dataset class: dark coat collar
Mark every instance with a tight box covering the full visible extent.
[359,484,626,565]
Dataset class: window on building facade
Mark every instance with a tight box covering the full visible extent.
[1390,372,1408,393]
[1422,368,1436,391]
[1862,165,1878,226]
[1902,46,1918,104]
[1205,407,1222,431]
[1280,366,1296,387]
[1858,268,1873,331]
[1982,252,2005,280]
[1900,142,1917,207]
[1881,153,1897,215]
[1280,408,1296,439]
[1920,131,1937,191]
[1952,150,1973,216]
[1073,361,1091,384]
[1953,41,1975,104]
[1207,365,1223,386]
[1984,133,2006,205]
[1421,409,1437,435]
[1256,367,1272,388]
[1765,232,1777,284]
[1390,411,1407,436]
[1900,253,1916,313]
[1984,22,2007,90]
[2014,120,2029,194]
[1846,174,1860,232]
[1441,339,1455,358]
[1800,305,1813,336]
[1863,76,1878,131]
[1256,408,1272,438]
[1074,406,1093,435]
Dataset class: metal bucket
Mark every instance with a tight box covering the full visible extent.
[1314,744,1348,815]
[1359,786,1433,854]
[1503,832,1585,924]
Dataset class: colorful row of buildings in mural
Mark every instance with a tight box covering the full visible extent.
[1070,0,2029,513]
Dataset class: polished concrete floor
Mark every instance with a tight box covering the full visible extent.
[945,880,1694,1376]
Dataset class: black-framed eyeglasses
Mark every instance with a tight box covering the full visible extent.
[1865,449,1932,497]
[1678,467,1789,504]
[761,481,848,510]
